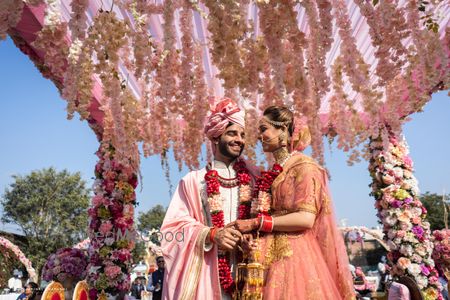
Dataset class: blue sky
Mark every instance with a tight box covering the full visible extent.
[0,36,449,233]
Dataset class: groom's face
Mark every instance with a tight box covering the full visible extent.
[216,123,245,159]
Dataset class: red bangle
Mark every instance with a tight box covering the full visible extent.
[209,227,217,243]
[259,215,274,232]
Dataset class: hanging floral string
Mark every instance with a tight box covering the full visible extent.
[302,0,331,98]
[32,0,68,88]
[5,0,448,168]
[258,1,286,100]
[204,0,247,93]
[354,0,409,86]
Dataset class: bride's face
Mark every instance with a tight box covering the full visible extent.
[258,118,283,153]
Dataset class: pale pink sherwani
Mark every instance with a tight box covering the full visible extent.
[258,153,355,300]
[160,160,259,300]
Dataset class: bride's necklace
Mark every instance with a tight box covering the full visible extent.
[273,147,291,167]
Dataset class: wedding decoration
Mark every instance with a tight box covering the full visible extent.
[86,143,138,298]
[1,0,447,167]
[1,1,449,297]
[0,236,37,282]
[432,229,450,274]
[341,226,389,250]
[369,134,443,299]
[0,0,24,40]
[42,247,88,300]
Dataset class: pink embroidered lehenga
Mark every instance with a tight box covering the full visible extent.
[256,153,355,299]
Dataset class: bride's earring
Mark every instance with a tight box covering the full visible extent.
[278,130,287,147]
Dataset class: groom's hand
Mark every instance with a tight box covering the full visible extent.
[215,227,243,251]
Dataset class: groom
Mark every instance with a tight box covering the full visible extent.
[160,98,257,299]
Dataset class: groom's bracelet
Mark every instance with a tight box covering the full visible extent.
[209,227,218,243]
[259,215,274,232]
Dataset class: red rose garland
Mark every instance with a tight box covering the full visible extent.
[205,160,252,294]
[251,164,283,217]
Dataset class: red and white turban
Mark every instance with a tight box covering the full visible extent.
[204,98,245,140]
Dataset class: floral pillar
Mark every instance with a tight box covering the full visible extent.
[369,134,442,299]
[86,144,138,299]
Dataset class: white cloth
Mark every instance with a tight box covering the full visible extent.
[212,160,239,224]
[200,159,240,231]
[0,293,21,300]
[7,278,22,291]
[200,159,240,300]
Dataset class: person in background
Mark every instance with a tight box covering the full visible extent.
[130,278,144,300]
[8,270,23,292]
[150,256,165,300]
[16,282,38,300]
[354,267,373,298]
[378,256,390,292]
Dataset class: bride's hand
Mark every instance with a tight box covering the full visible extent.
[228,218,260,233]
[241,233,258,253]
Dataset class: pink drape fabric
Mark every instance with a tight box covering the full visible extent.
[160,171,221,300]
[257,153,355,299]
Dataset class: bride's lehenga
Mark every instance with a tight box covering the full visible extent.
[257,153,355,300]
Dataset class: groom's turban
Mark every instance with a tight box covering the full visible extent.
[204,98,245,140]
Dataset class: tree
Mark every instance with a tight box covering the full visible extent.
[137,205,167,246]
[131,240,147,265]
[137,205,166,232]
[420,192,450,231]
[1,168,90,278]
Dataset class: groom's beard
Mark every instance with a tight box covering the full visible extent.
[218,140,244,159]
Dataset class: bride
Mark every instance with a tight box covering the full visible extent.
[232,106,355,299]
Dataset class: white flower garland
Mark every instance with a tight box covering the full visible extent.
[369,135,442,298]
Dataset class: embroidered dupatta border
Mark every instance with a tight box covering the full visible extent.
[179,226,210,300]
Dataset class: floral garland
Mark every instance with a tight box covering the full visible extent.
[432,229,450,275]
[42,248,88,282]
[86,144,138,298]
[205,160,252,294]
[369,135,442,299]
[251,164,283,217]
[0,236,37,282]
